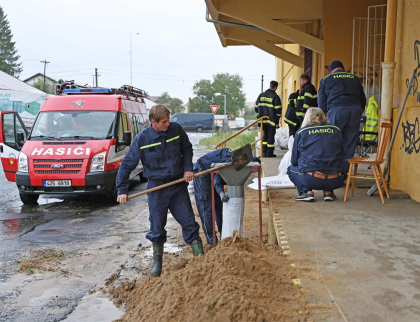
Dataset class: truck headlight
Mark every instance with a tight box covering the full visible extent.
[90,151,106,172]
[18,152,28,172]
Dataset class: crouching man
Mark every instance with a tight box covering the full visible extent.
[116,104,204,277]
[287,107,345,202]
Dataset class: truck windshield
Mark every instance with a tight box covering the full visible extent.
[30,111,117,140]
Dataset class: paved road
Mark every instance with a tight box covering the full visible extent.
[0,132,212,322]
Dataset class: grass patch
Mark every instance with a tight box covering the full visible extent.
[18,249,68,275]
[200,130,259,150]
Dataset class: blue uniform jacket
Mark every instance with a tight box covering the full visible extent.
[116,122,193,195]
[318,71,366,114]
[291,123,345,173]
[193,148,232,194]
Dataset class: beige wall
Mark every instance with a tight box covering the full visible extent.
[276,44,303,128]
[276,0,386,130]
[389,0,420,202]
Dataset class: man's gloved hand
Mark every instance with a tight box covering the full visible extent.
[219,191,229,202]
[252,156,261,163]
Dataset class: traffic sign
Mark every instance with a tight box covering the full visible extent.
[210,105,220,114]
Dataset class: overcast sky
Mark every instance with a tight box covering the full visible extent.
[1,0,276,104]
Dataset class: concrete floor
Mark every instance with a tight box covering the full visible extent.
[260,152,420,321]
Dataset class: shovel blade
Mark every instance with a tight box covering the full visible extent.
[231,144,253,171]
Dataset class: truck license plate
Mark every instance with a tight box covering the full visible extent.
[43,180,71,187]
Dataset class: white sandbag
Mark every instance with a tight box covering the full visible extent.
[275,127,289,150]
[221,198,244,239]
[278,136,294,175]
[247,174,295,190]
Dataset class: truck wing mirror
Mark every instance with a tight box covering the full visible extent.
[16,132,25,147]
[119,131,132,146]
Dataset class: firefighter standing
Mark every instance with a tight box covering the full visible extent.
[116,104,203,277]
[318,60,366,171]
[255,80,282,157]
[296,74,318,125]
[284,90,300,136]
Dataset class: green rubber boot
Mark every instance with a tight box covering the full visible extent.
[190,238,204,256]
[150,243,164,277]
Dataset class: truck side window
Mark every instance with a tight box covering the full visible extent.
[2,113,15,143]
[117,112,129,142]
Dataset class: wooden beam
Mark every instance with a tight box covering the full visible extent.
[225,28,291,45]
[228,33,304,67]
[219,0,323,20]
[218,3,324,53]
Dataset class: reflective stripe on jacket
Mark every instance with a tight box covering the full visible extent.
[116,123,193,195]
[255,88,282,127]
[284,91,299,127]
[296,82,318,117]
[362,96,379,141]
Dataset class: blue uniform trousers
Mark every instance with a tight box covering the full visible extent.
[263,125,276,156]
[146,179,200,244]
[287,165,344,195]
[193,174,223,245]
[327,106,363,171]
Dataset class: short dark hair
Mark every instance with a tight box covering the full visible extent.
[149,104,170,123]
[270,81,278,89]
[300,74,310,83]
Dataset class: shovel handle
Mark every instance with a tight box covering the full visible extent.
[127,163,231,200]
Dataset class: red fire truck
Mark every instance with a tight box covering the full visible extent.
[0,84,148,204]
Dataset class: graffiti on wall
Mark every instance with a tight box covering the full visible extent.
[402,117,420,154]
[406,40,420,102]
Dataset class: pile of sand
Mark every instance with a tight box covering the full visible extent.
[113,236,308,321]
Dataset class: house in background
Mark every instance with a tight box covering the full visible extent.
[23,73,58,95]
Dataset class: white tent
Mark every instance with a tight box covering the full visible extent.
[0,71,48,128]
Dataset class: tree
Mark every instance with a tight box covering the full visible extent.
[156,91,184,114]
[0,6,22,77]
[168,98,184,114]
[189,73,246,117]
[156,91,171,106]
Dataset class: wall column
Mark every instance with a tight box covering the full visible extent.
[381,62,396,121]
[380,0,398,122]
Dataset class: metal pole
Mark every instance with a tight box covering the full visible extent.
[130,32,132,86]
[224,94,227,132]
[211,171,216,247]
[40,60,50,92]
[261,75,264,92]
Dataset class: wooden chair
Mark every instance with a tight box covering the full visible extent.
[344,121,392,204]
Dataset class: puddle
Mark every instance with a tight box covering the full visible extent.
[143,243,183,257]
[62,290,124,322]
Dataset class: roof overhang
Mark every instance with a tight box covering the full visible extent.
[205,0,324,68]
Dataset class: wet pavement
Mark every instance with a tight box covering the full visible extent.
[0,131,212,322]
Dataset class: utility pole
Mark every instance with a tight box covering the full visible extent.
[93,68,101,87]
[40,60,50,92]
[261,75,264,92]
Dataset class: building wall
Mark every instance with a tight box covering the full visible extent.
[276,44,303,128]
[389,0,420,202]
[275,0,386,130]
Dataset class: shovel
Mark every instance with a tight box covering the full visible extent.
[127,143,253,200]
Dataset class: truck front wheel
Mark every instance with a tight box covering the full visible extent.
[196,127,203,133]
[19,193,39,205]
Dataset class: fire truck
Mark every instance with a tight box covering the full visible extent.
[0,83,148,204]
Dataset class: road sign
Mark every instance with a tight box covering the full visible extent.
[210,105,220,114]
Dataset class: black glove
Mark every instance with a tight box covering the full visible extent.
[219,191,229,202]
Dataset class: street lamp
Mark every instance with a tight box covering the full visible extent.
[214,93,227,132]
[130,32,140,85]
